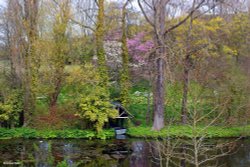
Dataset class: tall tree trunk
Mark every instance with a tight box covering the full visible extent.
[152,57,165,130]
[96,0,109,88]
[180,0,196,125]
[23,0,39,126]
[152,1,167,130]
[120,0,130,107]
[181,55,191,124]
[49,78,62,115]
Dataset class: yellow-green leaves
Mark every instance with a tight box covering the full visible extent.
[0,89,23,123]
[0,103,12,121]
[66,64,118,133]
[77,86,118,133]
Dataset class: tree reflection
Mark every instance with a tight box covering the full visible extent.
[34,141,54,167]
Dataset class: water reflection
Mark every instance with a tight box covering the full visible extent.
[0,138,247,167]
[146,139,236,167]
[63,143,74,166]
[130,141,153,167]
[34,141,53,167]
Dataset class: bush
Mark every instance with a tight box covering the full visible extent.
[76,86,118,133]
[0,89,23,126]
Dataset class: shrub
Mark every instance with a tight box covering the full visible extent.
[76,86,118,133]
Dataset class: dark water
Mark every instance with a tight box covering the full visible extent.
[0,137,249,167]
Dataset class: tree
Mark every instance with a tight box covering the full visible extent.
[95,0,109,88]
[3,1,23,89]
[127,32,154,64]
[120,0,131,107]
[138,0,169,130]
[138,0,223,130]
[2,0,39,126]
[181,1,197,124]
[78,85,118,133]
[48,0,71,115]
[23,0,39,125]
[2,1,26,126]
[67,64,118,133]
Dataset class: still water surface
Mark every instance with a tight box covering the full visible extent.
[0,138,249,167]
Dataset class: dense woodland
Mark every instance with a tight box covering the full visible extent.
[0,0,249,133]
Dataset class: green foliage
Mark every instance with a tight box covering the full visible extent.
[215,67,250,124]
[0,103,12,121]
[68,37,95,64]
[0,128,114,139]
[56,160,68,167]
[65,64,118,133]
[128,90,151,126]
[228,13,249,57]
[127,125,249,138]
[77,86,118,133]
[165,83,183,120]
[130,79,150,92]
[0,89,23,125]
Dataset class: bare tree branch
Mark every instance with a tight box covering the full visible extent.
[137,0,154,27]
[164,0,206,35]
[69,18,95,31]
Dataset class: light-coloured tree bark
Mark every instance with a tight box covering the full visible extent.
[138,0,224,130]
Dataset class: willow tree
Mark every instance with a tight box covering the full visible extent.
[120,0,131,107]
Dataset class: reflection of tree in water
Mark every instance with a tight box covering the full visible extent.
[82,158,117,167]
[63,143,74,166]
[144,90,241,167]
[62,143,84,167]
[222,140,250,167]
[33,141,87,167]
[0,138,244,167]
[148,138,238,167]
[129,141,153,167]
[34,141,54,167]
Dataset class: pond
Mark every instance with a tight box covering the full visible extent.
[0,137,249,167]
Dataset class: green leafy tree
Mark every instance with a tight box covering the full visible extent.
[0,89,23,127]
[66,64,118,133]
[48,0,70,114]
[77,86,118,133]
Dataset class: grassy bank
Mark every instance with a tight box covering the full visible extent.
[127,125,250,138]
[0,128,114,140]
[1,125,249,140]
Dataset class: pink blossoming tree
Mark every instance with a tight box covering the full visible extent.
[127,32,154,64]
